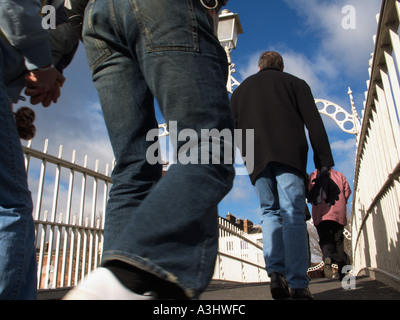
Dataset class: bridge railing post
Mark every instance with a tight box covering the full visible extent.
[352,0,400,291]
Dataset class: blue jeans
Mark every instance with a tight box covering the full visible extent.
[83,0,234,299]
[0,46,37,300]
[254,163,309,289]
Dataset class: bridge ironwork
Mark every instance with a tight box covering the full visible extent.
[351,0,400,291]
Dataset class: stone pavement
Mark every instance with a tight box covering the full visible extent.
[200,276,400,300]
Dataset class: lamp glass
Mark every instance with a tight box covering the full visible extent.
[218,18,235,48]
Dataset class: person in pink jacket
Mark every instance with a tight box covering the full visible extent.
[308,168,352,280]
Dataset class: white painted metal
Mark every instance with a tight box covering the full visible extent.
[214,217,268,282]
[352,0,400,289]
[24,140,109,289]
[315,99,361,135]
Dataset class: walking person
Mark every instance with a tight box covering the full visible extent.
[230,51,336,300]
[0,0,64,299]
[308,168,351,280]
[64,0,234,300]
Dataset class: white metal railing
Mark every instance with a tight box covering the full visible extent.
[24,139,111,290]
[23,139,266,292]
[214,217,267,283]
[352,0,400,288]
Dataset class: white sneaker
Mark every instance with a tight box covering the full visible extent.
[63,267,154,300]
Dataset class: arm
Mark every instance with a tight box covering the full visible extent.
[1,0,65,107]
[296,80,335,169]
[0,0,52,70]
[342,175,352,202]
[0,0,65,106]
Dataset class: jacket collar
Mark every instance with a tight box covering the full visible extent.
[259,67,282,72]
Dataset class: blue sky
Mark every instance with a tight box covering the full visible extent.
[18,0,382,226]
[218,0,381,225]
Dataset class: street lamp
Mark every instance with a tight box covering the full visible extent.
[218,9,243,93]
[218,9,243,51]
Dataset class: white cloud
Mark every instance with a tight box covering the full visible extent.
[25,101,113,172]
[237,50,262,80]
[282,0,380,78]
[330,138,357,182]
[237,0,380,98]
[229,175,255,202]
[237,48,336,98]
[282,51,336,97]
[331,138,356,153]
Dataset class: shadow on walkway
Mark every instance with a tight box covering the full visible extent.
[201,276,400,300]
[40,276,400,300]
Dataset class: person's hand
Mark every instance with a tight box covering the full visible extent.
[307,167,340,206]
[24,66,65,107]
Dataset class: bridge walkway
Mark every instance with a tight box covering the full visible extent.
[38,276,400,300]
[201,277,400,300]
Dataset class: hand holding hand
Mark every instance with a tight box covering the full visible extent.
[24,66,65,107]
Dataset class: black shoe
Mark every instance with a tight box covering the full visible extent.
[323,257,333,279]
[270,272,290,300]
[290,288,314,300]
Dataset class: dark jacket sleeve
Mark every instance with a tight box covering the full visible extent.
[296,80,335,169]
[0,0,53,70]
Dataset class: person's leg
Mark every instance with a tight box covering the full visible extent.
[254,165,286,277]
[0,49,37,299]
[82,0,234,299]
[274,164,309,290]
[254,164,290,299]
[331,222,349,279]
[316,221,336,278]
[316,221,335,261]
[82,0,176,297]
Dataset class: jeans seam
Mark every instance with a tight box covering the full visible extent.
[1,109,25,206]
[84,0,113,71]
[131,0,199,53]
[0,99,35,298]
[13,215,27,299]
[195,237,212,294]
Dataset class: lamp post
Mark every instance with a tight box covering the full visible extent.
[218,9,243,93]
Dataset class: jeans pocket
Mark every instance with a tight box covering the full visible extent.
[131,0,199,53]
[83,0,112,71]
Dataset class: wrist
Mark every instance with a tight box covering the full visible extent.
[32,64,55,72]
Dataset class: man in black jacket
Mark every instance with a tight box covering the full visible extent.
[231,51,335,300]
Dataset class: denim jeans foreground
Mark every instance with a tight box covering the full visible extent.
[254,163,310,289]
[0,44,37,300]
[83,0,235,299]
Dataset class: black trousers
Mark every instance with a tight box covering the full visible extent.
[316,221,350,275]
